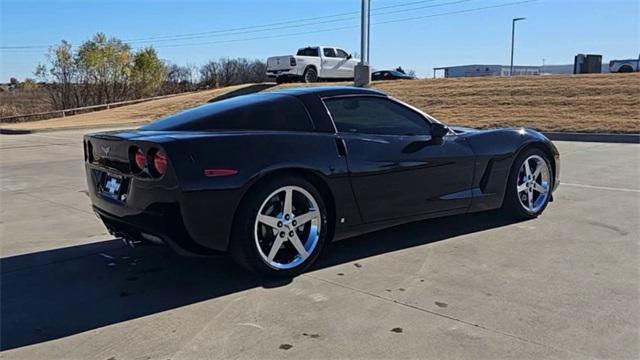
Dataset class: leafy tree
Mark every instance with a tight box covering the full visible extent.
[32,32,269,111]
[76,32,132,103]
[132,47,166,97]
[17,78,38,90]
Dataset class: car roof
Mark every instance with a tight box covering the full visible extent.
[375,69,408,74]
[272,86,385,98]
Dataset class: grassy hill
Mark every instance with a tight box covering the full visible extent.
[2,73,639,133]
[370,73,639,133]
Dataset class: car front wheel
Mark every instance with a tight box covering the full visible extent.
[231,176,328,277]
[502,148,553,219]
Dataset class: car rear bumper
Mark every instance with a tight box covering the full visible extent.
[86,164,243,256]
[267,68,300,77]
[94,203,222,257]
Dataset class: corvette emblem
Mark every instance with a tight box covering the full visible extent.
[101,145,111,156]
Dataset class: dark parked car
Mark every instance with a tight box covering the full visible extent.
[372,70,416,81]
[84,86,560,277]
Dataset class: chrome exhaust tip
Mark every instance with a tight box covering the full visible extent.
[120,237,142,248]
[140,232,164,246]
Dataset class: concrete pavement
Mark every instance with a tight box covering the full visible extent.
[1,129,638,359]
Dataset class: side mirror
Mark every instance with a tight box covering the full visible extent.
[347,54,353,60]
[430,122,449,138]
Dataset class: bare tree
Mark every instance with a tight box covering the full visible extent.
[200,60,220,88]
[35,40,76,110]
[164,63,194,93]
[199,58,267,88]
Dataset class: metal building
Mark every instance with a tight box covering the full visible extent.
[574,54,603,74]
[433,64,541,78]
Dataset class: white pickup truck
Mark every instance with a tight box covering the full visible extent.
[609,56,640,73]
[266,46,359,83]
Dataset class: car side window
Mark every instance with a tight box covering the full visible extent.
[323,48,337,58]
[324,97,430,136]
[297,47,319,57]
[336,49,349,58]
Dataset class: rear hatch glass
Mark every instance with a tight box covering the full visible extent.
[141,93,314,132]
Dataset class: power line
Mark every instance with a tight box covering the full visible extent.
[377,0,536,26]
[0,0,460,49]
[123,0,447,42]
[1,0,537,53]
[125,0,473,44]
[151,0,538,49]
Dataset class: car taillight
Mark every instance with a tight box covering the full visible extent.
[129,146,146,173]
[151,149,167,176]
[290,57,296,66]
[135,148,146,171]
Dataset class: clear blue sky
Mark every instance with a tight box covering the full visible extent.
[1,0,638,81]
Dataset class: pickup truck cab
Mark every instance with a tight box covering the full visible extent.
[266,46,359,83]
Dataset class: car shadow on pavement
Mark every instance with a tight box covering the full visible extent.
[1,211,519,351]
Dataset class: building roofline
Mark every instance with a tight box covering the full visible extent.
[434,64,541,70]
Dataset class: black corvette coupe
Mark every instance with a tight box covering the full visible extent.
[84,86,560,276]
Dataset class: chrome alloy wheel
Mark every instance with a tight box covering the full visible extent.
[517,154,551,213]
[254,186,322,270]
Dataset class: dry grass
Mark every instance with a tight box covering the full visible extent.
[2,73,639,133]
[285,73,640,134]
[0,84,251,131]
[384,73,640,133]
[0,88,53,117]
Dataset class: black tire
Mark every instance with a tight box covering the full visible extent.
[618,65,634,73]
[303,67,318,83]
[501,147,553,220]
[230,176,329,277]
[275,77,285,84]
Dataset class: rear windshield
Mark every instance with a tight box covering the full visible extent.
[296,47,319,57]
[141,94,314,132]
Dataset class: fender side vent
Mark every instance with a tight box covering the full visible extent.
[479,159,495,192]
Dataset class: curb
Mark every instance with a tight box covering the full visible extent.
[0,121,145,135]
[0,128,33,135]
[543,132,640,144]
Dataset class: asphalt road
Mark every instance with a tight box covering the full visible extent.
[1,129,638,359]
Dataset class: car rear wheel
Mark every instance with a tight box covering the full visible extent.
[502,148,553,219]
[230,176,328,277]
[303,67,318,83]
